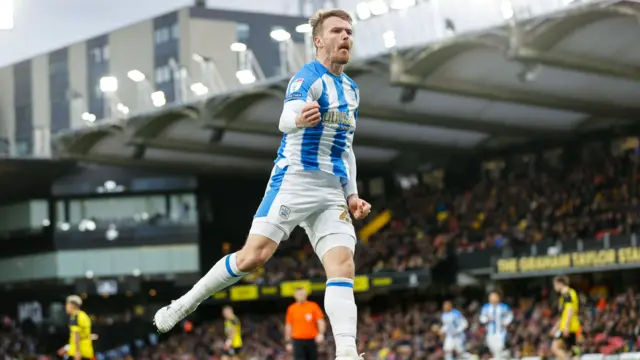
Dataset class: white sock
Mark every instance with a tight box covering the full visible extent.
[324,277,357,355]
[445,353,454,360]
[179,252,247,308]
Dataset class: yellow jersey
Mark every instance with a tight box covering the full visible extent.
[224,316,243,348]
[559,288,581,333]
[68,310,94,358]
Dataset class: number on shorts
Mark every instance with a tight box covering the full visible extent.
[338,205,352,224]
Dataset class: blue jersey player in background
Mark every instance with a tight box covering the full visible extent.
[479,291,513,360]
[440,300,468,360]
[154,9,371,360]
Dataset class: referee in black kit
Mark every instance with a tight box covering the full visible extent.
[285,287,326,360]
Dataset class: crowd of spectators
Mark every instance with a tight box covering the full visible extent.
[5,282,640,360]
[242,145,640,284]
[125,284,640,360]
[0,316,44,360]
[4,142,640,359]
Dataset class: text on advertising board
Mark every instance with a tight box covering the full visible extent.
[496,247,640,274]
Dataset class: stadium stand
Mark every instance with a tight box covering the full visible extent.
[2,135,640,360]
[3,1,640,360]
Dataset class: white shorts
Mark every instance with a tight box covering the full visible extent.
[249,165,357,259]
[486,334,506,354]
[443,336,465,353]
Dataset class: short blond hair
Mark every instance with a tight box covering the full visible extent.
[66,295,83,307]
[309,9,352,39]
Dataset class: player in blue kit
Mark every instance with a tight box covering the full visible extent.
[440,300,468,360]
[479,291,513,360]
[154,9,370,360]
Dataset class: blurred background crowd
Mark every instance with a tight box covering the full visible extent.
[2,139,640,360]
[5,282,640,360]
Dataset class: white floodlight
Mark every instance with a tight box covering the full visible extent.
[0,0,14,30]
[356,2,371,20]
[116,103,129,115]
[501,0,514,19]
[230,42,247,52]
[151,91,166,107]
[367,0,389,15]
[99,76,118,93]
[127,70,146,82]
[390,0,416,10]
[236,70,256,85]
[190,82,209,96]
[81,112,96,122]
[295,24,312,33]
[270,29,291,42]
[383,31,396,48]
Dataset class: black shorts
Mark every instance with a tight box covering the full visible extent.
[556,332,579,354]
[292,339,318,360]
[223,347,243,357]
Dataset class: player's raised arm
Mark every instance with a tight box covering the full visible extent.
[279,74,323,133]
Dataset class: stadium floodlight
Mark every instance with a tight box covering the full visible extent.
[236,70,256,85]
[367,0,389,16]
[99,76,118,93]
[127,69,146,82]
[0,0,14,30]
[390,0,416,10]
[81,112,97,123]
[501,0,514,19]
[296,24,312,33]
[116,103,130,115]
[233,46,265,87]
[191,53,228,95]
[79,219,97,232]
[230,42,247,52]
[356,2,371,20]
[270,29,291,42]
[383,31,396,49]
[190,82,209,96]
[150,91,166,107]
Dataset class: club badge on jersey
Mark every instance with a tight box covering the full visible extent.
[289,78,304,94]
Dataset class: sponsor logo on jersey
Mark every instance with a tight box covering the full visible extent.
[322,110,355,127]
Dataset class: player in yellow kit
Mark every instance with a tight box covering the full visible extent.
[551,276,581,360]
[58,295,94,360]
[222,306,243,360]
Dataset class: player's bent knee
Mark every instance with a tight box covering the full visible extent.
[318,234,356,278]
[236,234,279,272]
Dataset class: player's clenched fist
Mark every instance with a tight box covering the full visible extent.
[347,194,372,220]
[295,101,321,128]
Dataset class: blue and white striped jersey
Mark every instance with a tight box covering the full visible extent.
[278,60,359,186]
[480,302,513,336]
[441,309,468,338]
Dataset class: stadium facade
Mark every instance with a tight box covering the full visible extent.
[0,6,306,157]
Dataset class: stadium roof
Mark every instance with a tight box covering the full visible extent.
[53,0,640,175]
[0,158,76,202]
